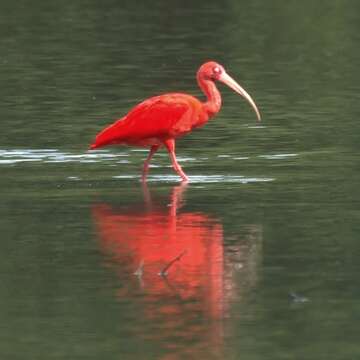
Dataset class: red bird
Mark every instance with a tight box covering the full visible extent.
[89,61,261,182]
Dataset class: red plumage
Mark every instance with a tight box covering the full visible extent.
[90,93,206,149]
[89,61,260,182]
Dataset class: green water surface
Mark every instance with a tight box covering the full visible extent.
[1,1,360,359]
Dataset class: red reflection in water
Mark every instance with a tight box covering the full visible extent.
[92,183,261,358]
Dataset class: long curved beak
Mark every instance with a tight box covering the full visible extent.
[219,71,261,122]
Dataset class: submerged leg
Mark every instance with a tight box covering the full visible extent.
[163,139,189,182]
[142,145,160,181]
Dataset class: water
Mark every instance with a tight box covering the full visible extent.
[1,1,360,359]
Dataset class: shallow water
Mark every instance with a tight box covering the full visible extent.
[1,1,360,359]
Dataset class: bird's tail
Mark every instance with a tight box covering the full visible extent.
[89,135,106,150]
[89,117,127,150]
[89,143,99,150]
[89,132,113,150]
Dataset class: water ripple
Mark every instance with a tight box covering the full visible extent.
[259,153,298,160]
[0,149,290,179]
[113,174,274,184]
[0,149,129,164]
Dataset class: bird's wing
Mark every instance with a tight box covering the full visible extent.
[91,94,202,148]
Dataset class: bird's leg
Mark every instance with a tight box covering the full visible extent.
[169,182,189,217]
[163,139,189,182]
[142,145,160,182]
[141,180,152,208]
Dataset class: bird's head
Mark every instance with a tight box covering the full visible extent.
[198,61,261,122]
[198,61,226,81]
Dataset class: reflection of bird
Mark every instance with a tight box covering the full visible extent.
[92,182,225,315]
[92,183,225,357]
[89,61,261,181]
[91,183,263,358]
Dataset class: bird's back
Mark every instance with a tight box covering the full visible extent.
[90,93,207,149]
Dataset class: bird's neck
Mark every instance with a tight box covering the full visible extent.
[198,78,222,117]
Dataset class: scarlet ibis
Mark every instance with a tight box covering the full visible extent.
[89,61,261,181]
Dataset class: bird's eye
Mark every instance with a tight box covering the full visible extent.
[212,66,222,79]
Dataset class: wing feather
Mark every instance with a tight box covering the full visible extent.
[90,94,202,149]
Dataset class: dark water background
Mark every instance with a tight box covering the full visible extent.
[1,1,360,359]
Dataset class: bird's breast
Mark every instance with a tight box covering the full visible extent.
[170,104,209,138]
